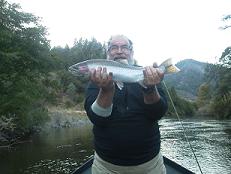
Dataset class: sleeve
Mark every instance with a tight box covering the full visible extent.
[84,82,112,126]
[91,101,113,117]
[143,83,168,121]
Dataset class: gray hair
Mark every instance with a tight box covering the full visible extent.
[107,35,133,51]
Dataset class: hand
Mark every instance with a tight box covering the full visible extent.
[143,65,164,87]
[90,67,114,91]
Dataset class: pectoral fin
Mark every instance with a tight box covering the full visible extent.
[138,80,147,88]
[115,81,124,90]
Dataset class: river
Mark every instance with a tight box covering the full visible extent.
[0,118,230,174]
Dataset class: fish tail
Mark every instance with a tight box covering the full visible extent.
[159,58,180,74]
[159,58,172,67]
[165,64,180,74]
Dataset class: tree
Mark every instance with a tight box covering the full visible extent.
[165,87,196,117]
[202,47,231,118]
[196,83,211,107]
[220,47,231,68]
[0,0,52,142]
[70,37,106,64]
[49,38,107,107]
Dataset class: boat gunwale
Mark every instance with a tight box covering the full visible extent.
[71,156,195,174]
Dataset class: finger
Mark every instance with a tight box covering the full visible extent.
[150,67,160,84]
[156,68,164,80]
[90,68,96,82]
[102,70,114,89]
[153,62,158,68]
[145,66,160,85]
[143,67,148,78]
[146,66,153,79]
[102,67,108,80]
[95,67,102,80]
[108,72,113,81]
[143,67,148,84]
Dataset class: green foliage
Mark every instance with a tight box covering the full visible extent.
[165,87,196,117]
[49,38,106,108]
[196,83,211,107]
[164,57,230,119]
[0,0,51,141]
[200,47,231,118]
[220,47,231,68]
[210,95,231,119]
[51,37,106,69]
[72,38,106,62]
[66,82,76,98]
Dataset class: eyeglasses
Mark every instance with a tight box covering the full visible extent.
[108,45,131,52]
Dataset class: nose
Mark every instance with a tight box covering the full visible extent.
[117,47,123,53]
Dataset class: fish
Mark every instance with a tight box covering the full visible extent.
[68,58,180,89]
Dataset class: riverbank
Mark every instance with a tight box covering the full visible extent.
[0,107,91,147]
[45,107,91,129]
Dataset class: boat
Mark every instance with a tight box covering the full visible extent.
[72,156,195,174]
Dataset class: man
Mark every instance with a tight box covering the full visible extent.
[84,35,168,174]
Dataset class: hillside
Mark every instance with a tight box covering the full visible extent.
[164,59,208,100]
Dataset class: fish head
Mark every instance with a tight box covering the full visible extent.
[77,65,89,73]
[68,61,90,75]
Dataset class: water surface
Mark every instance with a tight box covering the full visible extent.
[160,119,231,174]
[0,119,230,174]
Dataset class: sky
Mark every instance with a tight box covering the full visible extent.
[8,0,231,66]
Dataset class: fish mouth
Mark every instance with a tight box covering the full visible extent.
[68,66,79,74]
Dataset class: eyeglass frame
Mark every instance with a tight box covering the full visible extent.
[108,44,132,52]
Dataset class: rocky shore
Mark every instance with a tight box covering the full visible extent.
[45,107,91,129]
[0,107,91,147]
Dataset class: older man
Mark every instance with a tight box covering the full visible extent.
[84,35,167,174]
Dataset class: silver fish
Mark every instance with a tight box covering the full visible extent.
[68,58,180,88]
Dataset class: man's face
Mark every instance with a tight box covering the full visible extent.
[107,37,134,64]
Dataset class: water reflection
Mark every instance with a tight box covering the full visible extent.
[159,119,231,174]
[0,119,230,174]
[0,123,94,174]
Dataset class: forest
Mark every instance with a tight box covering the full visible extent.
[0,0,230,144]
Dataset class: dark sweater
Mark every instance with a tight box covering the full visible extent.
[84,82,168,166]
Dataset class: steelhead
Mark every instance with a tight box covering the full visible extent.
[68,58,180,87]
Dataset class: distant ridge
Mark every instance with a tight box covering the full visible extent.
[164,59,208,100]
